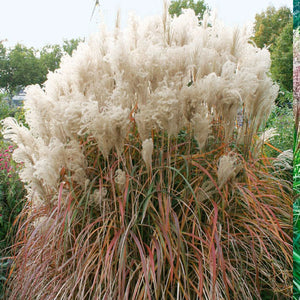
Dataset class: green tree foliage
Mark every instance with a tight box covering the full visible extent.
[0,39,83,94]
[63,38,84,56]
[40,38,84,81]
[1,44,44,94]
[168,0,209,21]
[271,20,293,92]
[0,43,11,93]
[252,6,291,51]
[252,6,292,101]
[294,0,300,29]
[40,44,63,74]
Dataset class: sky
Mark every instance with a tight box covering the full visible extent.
[0,0,292,49]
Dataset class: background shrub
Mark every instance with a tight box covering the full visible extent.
[0,141,25,298]
[0,95,26,298]
[264,104,293,157]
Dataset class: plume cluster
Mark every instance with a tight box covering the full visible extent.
[2,9,277,203]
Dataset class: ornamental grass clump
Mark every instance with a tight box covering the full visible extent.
[2,6,292,299]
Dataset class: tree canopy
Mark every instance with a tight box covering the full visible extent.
[271,19,293,91]
[40,44,63,73]
[0,44,43,94]
[252,6,292,51]
[0,38,83,94]
[252,6,292,94]
[63,38,84,56]
[168,0,209,21]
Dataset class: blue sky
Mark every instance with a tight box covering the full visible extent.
[0,0,292,49]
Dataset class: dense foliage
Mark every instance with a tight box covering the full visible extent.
[252,6,292,99]
[264,102,293,157]
[270,19,293,91]
[0,143,25,247]
[0,97,26,297]
[252,6,292,51]
[294,0,300,29]
[1,8,292,299]
[169,0,208,21]
[0,38,84,95]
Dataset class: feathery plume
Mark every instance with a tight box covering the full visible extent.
[142,138,154,171]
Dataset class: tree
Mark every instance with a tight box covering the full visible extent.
[271,19,293,92]
[40,44,63,74]
[252,6,292,51]
[0,42,11,93]
[168,0,209,21]
[0,39,84,95]
[0,44,44,95]
[252,6,292,97]
[39,39,84,82]
[62,38,84,56]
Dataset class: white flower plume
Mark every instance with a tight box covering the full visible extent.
[1,7,276,205]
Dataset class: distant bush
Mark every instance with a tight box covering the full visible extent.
[0,95,26,135]
[0,96,14,124]
[264,105,293,157]
[0,142,25,248]
[0,141,25,298]
[0,96,26,298]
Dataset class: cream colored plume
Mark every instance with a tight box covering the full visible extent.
[253,128,278,157]
[217,154,240,188]
[142,139,154,171]
[273,150,293,171]
[115,169,126,191]
[1,7,276,206]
